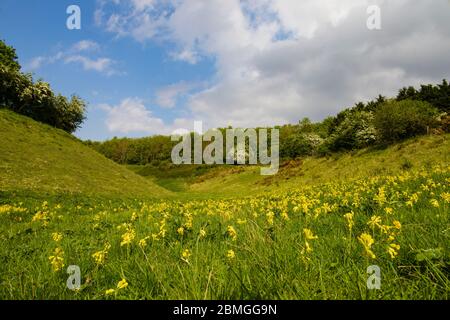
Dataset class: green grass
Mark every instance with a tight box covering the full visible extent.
[0,110,448,299]
[130,134,450,199]
[0,166,448,299]
[0,109,171,198]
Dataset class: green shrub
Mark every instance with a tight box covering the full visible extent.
[0,40,86,133]
[325,111,377,151]
[374,100,439,144]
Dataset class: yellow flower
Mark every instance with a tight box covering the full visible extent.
[120,227,135,246]
[367,215,382,229]
[343,212,354,230]
[92,250,106,266]
[303,228,318,240]
[105,289,115,295]
[199,228,206,238]
[117,278,128,290]
[373,187,386,205]
[305,241,312,253]
[182,249,191,260]
[266,212,274,225]
[52,232,63,242]
[48,247,64,272]
[392,220,402,230]
[226,250,235,260]
[387,243,400,259]
[429,199,439,208]
[93,242,111,265]
[177,227,184,236]
[384,207,393,215]
[358,233,376,259]
[227,226,237,241]
[139,238,148,248]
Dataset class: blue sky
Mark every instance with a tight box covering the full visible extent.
[1,0,449,141]
[0,0,215,140]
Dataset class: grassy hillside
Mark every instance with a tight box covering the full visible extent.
[0,109,171,198]
[131,134,450,199]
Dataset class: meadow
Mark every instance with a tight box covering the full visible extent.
[1,164,448,299]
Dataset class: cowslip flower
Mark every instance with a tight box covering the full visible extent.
[182,249,191,260]
[105,289,115,295]
[429,199,439,208]
[392,220,402,230]
[226,250,235,260]
[48,247,64,272]
[358,233,376,259]
[387,243,400,259]
[117,278,128,290]
[303,228,318,240]
[367,216,382,229]
[343,212,354,230]
[139,238,148,248]
[92,243,111,266]
[52,232,63,242]
[227,226,237,241]
[120,227,135,246]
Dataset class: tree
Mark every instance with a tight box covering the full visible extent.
[0,40,86,133]
[374,100,439,144]
[0,39,20,71]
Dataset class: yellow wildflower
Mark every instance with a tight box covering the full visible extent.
[105,289,115,295]
[92,242,111,266]
[227,225,237,241]
[52,232,63,242]
[120,227,135,246]
[48,247,64,272]
[387,243,400,259]
[139,238,148,248]
[358,233,376,259]
[429,199,439,208]
[182,249,191,260]
[226,250,235,260]
[392,220,402,230]
[343,212,354,230]
[367,215,382,229]
[303,228,318,240]
[117,278,128,290]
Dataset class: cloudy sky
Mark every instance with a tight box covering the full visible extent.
[1,0,449,140]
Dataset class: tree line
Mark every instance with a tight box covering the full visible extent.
[87,80,449,165]
[0,40,86,133]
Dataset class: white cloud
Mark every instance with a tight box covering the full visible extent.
[64,55,119,76]
[100,97,196,135]
[27,40,120,76]
[155,81,197,108]
[71,40,100,52]
[169,48,198,64]
[28,56,46,70]
[96,0,450,132]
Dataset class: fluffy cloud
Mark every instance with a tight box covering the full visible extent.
[155,81,199,108]
[27,40,120,76]
[100,97,197,135]
[96,0,450,131]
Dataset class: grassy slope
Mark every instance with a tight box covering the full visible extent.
[133,134,450,199]
[0,109,171,198]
